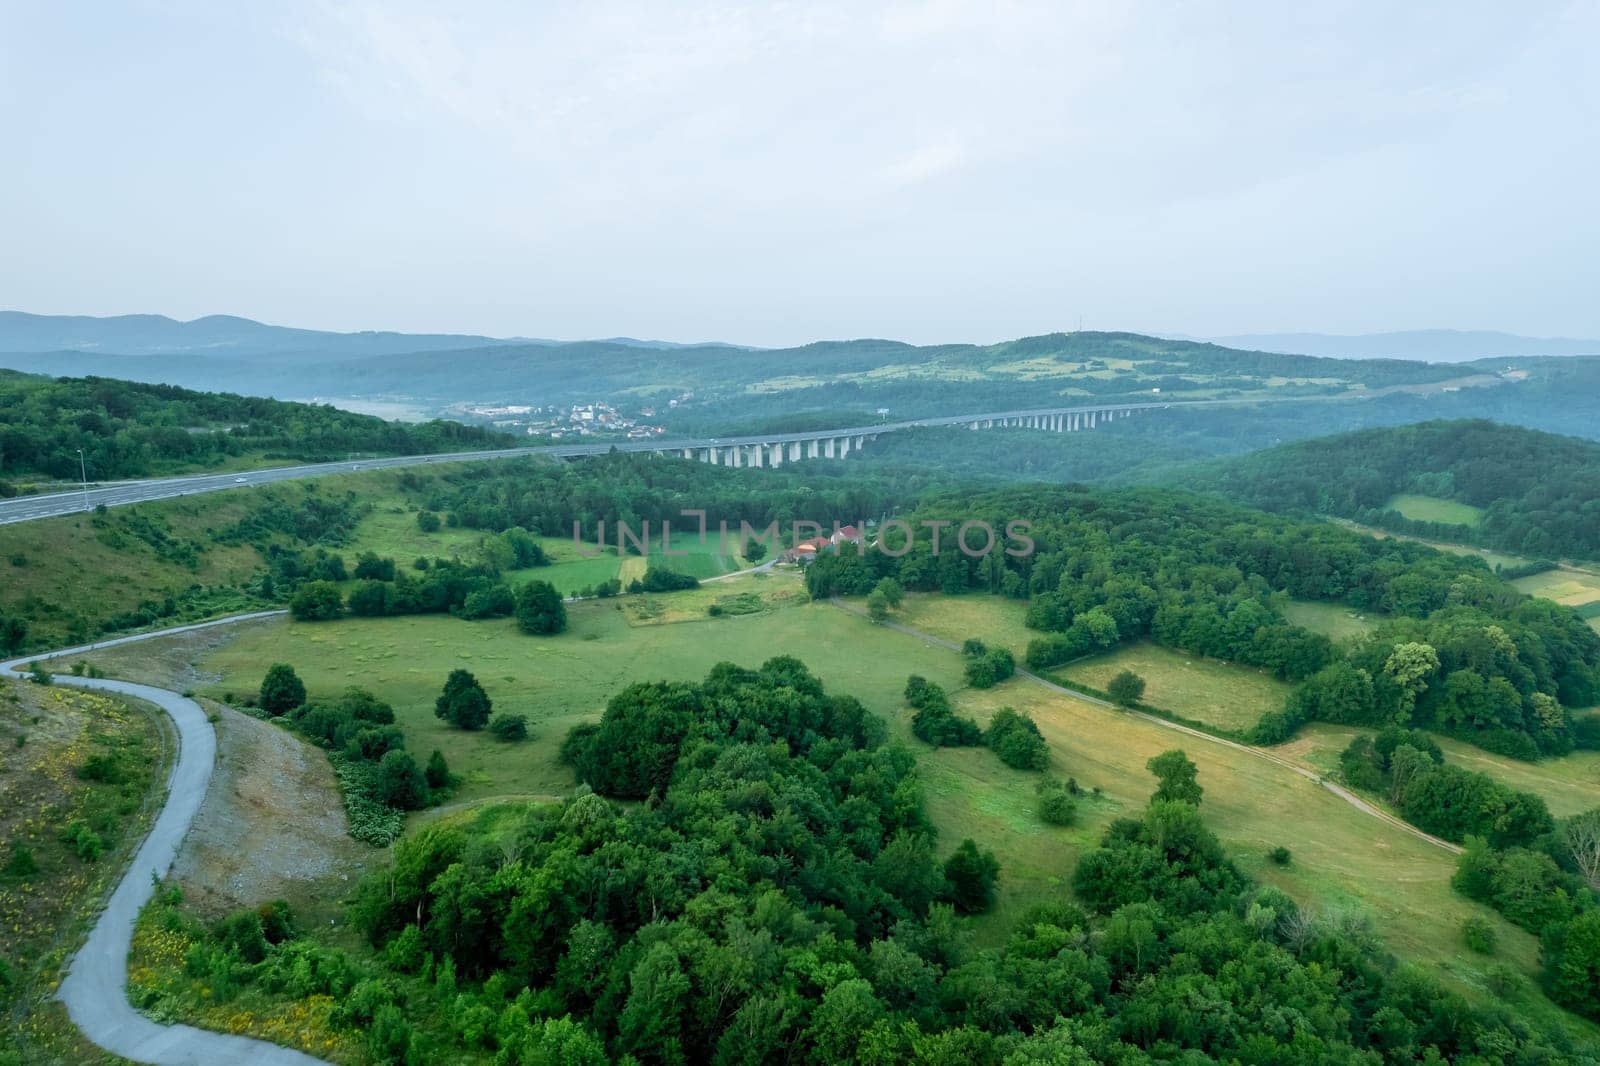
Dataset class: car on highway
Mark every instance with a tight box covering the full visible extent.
[233,476,247,483]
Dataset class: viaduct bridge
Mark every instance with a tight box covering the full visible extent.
[0,398,1221,525]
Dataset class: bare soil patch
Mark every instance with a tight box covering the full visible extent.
[171,703,369,923]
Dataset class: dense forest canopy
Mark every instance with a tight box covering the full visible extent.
[0,371,514,484]
[1173,419,1600,559]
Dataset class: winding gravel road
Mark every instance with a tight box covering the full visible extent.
[1,612,328,1066]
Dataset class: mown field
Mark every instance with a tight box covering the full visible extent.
[1281,599,1377,641]
[98,581,1588,1034]
[1054,640,1293,735]
[1386,493,1485,527]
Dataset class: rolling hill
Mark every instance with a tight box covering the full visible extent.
[1167,419,1600,560]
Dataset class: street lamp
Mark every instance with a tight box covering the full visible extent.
[77,448,90,513]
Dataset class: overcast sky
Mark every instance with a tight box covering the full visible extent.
[3,1,1597,346]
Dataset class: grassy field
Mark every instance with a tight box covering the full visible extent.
[1513,566,1600,608]
[1281,599,1377,641]
[1328,517,1531,572]
[1283,722,1600,819]
[885,592,1035,659]
[87,584,1597,1032]
[1386,493,1484,527]
[1053,641,1293,735]
[185,572,961,807]
[0,679,172,1064]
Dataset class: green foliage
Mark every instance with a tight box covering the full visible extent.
[631,567,700,594]
[866,589,890,623]
[513,579,567,635]
[258,662,306,717]
[1036,777,1078,826]
[488,713,529,742]
[963,646,1015,689]
[60,820,103,862]
[1340,731,1552,848]
[904,675,981,747]
[434,669,491,731]
[1268,845,1292,866]
[415,510,441,533]
[288,580,344,621]
[3,841,37,878]
[424,749,451,790]
[373,751,429,811]
[940,839,1000,914]
[1180,419,1600,559]
[984,707,1048,770]
[1105,669,1145,707]
[0,371,513,481]
[1146,749,1203,806]
[1461,915,1497,955]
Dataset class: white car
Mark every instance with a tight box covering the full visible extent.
[234,476,247,484]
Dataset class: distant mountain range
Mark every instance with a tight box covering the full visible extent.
[1208,330,1600,362]
[0,311,750,358]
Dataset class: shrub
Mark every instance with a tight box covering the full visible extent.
[514,580,567,635]
[435,669,492,730]
[1268,846,1292,866]
[3,842,37,878]
[425,749,451,790]
[416,510,442,533]
[489,714,529,742]
[1462,915,1497,955]
[374,751,430,811]
[1037,779,1077,826]
[942,839,1000,914]
[258,663,307,717]
[1106,670,1146,707]
[288,581,344,621]
[986,708,1049,770]
[61,820,103,861]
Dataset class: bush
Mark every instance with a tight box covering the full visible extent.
[986,708,1048,770]
[1037,778,1077,826]
[514,580,567,635]
[61,820,103,861]
[374,751,430,811]
[1462,915,1497,954]
[416,510,442,533]
[458,584,515,620]
[435,669,492,730]
[1106,670,1146,707]
[489,713,529,742]
[259,663,307,717]
[425,749,451,790]
[942,839,1000,914]
[636,567,699,593]
[289,581,344,621]
[1268,846,1291,866]
[3,842,36,878]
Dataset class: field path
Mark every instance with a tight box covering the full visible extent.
[829,598,1463,856]
[1,611,329,1066]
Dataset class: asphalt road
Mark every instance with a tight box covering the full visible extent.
[1,613,327,1066]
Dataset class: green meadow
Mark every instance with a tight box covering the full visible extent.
[1386,493,1485,527]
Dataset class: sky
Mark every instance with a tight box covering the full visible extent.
[2,1,1597,347]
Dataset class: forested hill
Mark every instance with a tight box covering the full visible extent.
[0,320,1470,416]
[0,371,514,485]
[1171,419,1600,559]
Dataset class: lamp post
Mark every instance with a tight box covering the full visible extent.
[77,448,90,513]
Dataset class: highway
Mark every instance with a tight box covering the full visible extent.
[0,397,1259,527]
